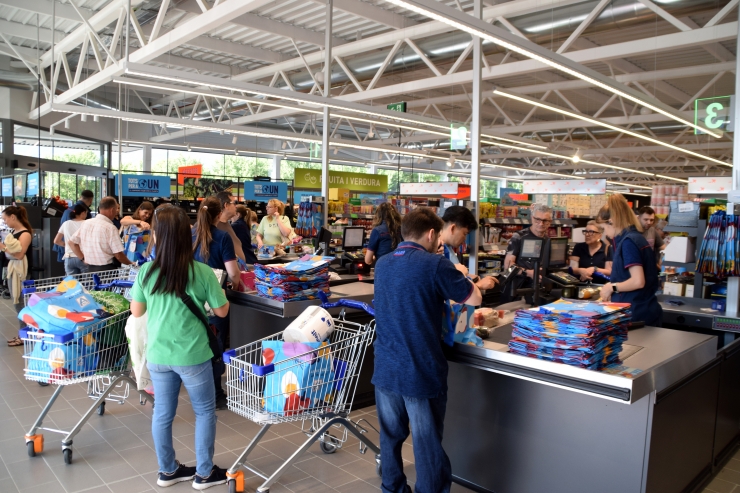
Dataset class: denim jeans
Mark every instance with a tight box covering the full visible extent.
[147,360,216,477]
[208,314,228,402]
[375,386,451,493]
[64,257,88,276]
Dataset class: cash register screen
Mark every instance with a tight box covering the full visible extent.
[549,237,569,268]
[520,238,543,259]
[343,227,365,251]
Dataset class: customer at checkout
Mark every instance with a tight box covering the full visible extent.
[256,199,293,248]
[373,208,482,493]
[637,206,664,267]
[570,220,612,283]
[215,192,247,264]
[364,202,402,265]
[440,205,497,290]
[503,204,552,295]
[598,194,663,327]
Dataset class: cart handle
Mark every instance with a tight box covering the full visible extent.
[92,275,134,291]
[317,290,375,316]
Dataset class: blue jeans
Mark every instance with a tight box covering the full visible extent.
[147,361,216,477]
[64,257,88,275]
[375,386,451,493]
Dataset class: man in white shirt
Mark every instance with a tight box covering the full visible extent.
[69,197,133,272]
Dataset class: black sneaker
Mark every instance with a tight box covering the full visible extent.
[192,466,228,490]
[157,461,196,487]
[215,396,228,411]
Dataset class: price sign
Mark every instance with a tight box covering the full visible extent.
[694,95,734,134]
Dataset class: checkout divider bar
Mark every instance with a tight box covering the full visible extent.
[449,351,632,402]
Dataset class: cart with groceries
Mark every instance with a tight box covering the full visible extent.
[18,267,154,464]
[223,292,381,493]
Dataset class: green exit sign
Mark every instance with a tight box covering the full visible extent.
[694,95,734,134]
[387,102,406,112]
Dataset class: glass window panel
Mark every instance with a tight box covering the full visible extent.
[110,147,144,173]
[59,173,78,202]
[13,124,104,166]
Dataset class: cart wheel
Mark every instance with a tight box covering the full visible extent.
[63,448,72,465]
[97,402,105,416]
[228,480,237,493]
[37,382,49,387]
[319,437,337,454]
[26,441,35,457]
[376,462,382,478]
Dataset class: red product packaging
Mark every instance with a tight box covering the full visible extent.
[239,271,256,292]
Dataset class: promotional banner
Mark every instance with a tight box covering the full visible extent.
[115,174,170,197]
[177,164,203,185]
[243,181,288,202]
[294,168,388,193]
[1,178,12,197]
[26,172,39,196]
[400,182,458,195]
[688,176,732,194]
[522,179,606,195]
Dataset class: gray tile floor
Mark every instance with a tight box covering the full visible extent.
[0,295,736,493]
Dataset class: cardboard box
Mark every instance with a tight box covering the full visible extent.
[329,188,351,202]
[663,282,686,297]
[664,237,696,263]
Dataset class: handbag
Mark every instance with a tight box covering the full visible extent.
[180,293,223,364]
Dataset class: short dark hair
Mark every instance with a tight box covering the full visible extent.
[80,190,94,199]
[215,191,233,209]
[638,206,655,216]
[442,205,478,232]
[401,207,443,241]
[98,196,118,211]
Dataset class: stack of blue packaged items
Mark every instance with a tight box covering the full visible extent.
[254,257,334,302]
[508,299,631,370]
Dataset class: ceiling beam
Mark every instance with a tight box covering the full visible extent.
[0,19,64,44]
[308,0,417,29]
[0,0,91,22]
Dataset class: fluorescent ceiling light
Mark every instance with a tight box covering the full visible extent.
[493,88,730,168]
[382,0,721,138]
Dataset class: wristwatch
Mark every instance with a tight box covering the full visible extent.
[611,282,619,293]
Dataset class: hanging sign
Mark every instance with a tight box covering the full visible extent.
[450,124,468,150]
[387,102,407,112]
[177,164,203,185]
[26,172,39,196]
[400,182,458,195]
[243,181,288,202]
[522,179,606,195]
[694,95,734,134]
[688,176,733,194]
[294,168,388,193]
[115,174,170,197]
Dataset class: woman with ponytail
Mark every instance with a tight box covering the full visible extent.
[53,203,89,275]
[0,205,33,326]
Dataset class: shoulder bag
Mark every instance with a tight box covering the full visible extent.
[181,293,223,364]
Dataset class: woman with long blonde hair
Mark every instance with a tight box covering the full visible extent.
[256,199,293,248]
[597,194,662,326]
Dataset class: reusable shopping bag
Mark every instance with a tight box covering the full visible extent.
[442,301,483,347]
[123,228,151,263]
[125,313,152,392]
[26,333,99,383]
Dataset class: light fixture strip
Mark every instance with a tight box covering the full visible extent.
[382,0,721,138]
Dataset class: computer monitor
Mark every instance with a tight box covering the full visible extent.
[1,178,12,197]
[520,238,544,260]
[342,226,365,251]
[548,237,569,269]
[26,172,39,196]
[315,227,333,255]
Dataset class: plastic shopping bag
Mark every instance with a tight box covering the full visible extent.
[125,313,152,392]
[261,341,323,415]
[443,300,483,347]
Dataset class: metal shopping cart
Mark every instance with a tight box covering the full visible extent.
[223,298,381,493]
[20,267,154,464]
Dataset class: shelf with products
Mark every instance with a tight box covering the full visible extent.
[481,218,576,226]
[661,219,707,299]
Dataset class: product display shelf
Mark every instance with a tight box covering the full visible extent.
[331,213,375,219]
[482,218,575,225]
[663,219,707,299]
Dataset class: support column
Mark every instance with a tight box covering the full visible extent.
[320,0,333,228]
[271,155,281,181]
[468,0,482,276]
[143,145,152,173]
[726,20,740,316]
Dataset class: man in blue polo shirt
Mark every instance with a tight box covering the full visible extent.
[374,208,482,493]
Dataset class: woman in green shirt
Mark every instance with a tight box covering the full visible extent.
[130,206,230,490]
[256,199,293,248]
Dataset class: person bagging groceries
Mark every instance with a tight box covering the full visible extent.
[373,208,482,493]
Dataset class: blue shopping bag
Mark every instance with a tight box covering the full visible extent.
[123,228,151,263]
[442,300,483,347]
[260,341,325,416]
[25,333,99,383]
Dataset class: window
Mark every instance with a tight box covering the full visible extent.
[110,147,144,173]
[13,124,106,166]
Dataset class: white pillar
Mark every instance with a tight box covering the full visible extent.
[726,20,740,316]
[271,155,281,180]
[320,0,333,228]
[468,0,482,276]
[143,145,152,173]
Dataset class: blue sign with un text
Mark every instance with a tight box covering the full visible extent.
[1,178,12,197]
[26,172,39,196]
[115,174,170,197]
[243,181,287,202]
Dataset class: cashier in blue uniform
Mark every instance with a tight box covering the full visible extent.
[570,220,612,284]
[503,204,552,298]
[597,193,662,327]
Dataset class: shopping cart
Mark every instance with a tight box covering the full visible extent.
[20,267,154,465]
[223,298,381,493]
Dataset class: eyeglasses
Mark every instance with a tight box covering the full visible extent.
[532,217,552,224]
[583,230,601,235]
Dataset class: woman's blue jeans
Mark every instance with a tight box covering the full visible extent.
[147,360,216,477]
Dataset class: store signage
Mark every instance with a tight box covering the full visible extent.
[387,102,406,113]
[688,176,733,194]
[243,181,287,202]
[522,179,606,195]
[26,172,39,196]
[294,167,388,192]
[115,174,170,197]
[1,178,11,197]
[450,124,468,150]
[694,95,735,134]
[177,164,202,185]
[400,182,458,195]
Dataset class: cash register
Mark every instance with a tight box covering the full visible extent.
[341,226,370,274]
[546,237,579,286]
